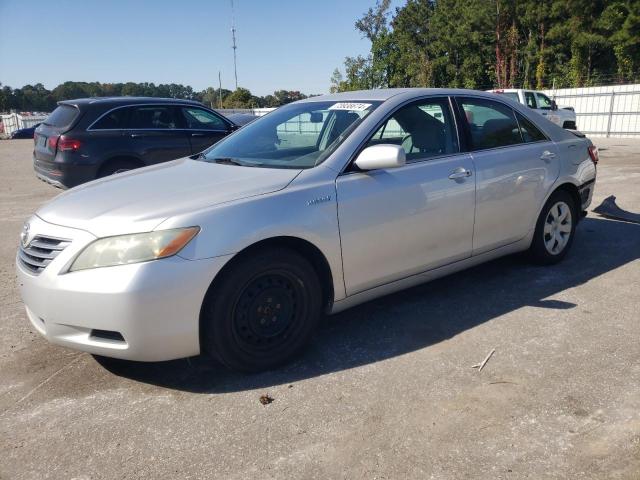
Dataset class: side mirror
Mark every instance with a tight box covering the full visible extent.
[309,112,323,123]
[354,144,406,171]
[551,100,558,111]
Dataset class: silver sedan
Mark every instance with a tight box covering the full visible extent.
[16,89,597,372]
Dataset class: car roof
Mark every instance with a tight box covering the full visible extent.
[58,97,204,108]
[297,88,514,103]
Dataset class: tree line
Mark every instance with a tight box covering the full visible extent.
[331,0,640,92]
[0,81,311,113]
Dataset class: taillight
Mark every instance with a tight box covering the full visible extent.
[47,135,59,151]
[58,137,81,152]
[588,145,599,165]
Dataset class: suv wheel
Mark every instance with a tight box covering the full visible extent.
[529,190,577,264]
[98,159,141,178]
[202,248,323,372]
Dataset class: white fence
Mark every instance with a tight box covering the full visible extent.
[542,84,640,138]
[0,113,48,135]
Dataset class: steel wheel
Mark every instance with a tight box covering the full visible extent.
[543,201,573,255]
[232,272,303,353]
[202,248,322,372]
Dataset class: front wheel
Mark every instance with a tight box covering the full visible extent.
[529,190,577,265]
[202,248,323,372]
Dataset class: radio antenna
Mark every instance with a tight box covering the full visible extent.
[231,0,238,89]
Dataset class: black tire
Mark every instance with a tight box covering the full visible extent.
[563,121,577,130]
[97,159,141,178]
[529,190,577,265]
[202,248,323,372]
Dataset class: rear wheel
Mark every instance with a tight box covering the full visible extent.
[97,159,141,178]
[529,190,577,264]
[202,248,322,372]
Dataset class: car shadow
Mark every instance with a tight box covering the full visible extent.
[95,216,640,393]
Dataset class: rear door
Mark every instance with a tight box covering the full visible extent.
[124,105,191,164]
[179,106,232,154]
[456,96,560,254]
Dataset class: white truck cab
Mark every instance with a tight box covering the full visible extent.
[488,89,577,130]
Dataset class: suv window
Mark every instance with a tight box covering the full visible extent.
[525,92,537,109]
[92,108,128,130]
[128,106,177,129]
[459,97,523,150]
[367,98,458,161]
[536,93,553,110]
[44,105,79,128]
[181,107,228,130]
[516,112,547,142]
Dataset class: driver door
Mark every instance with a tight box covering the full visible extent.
[336,97,476,295]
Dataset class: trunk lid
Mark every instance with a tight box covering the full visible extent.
[34,104,81,163]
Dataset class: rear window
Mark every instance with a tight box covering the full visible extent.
[128,106,177,129]
[44,105,79,128]
[459,97,523,150]
[91,108,128,130]
[516,112,547,142]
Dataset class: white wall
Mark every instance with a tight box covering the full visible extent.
[541,84,640,138]
[1,113,48,135]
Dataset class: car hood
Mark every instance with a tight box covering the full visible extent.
[36,158,301,237]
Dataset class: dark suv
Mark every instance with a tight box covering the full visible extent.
[33,97,239,188]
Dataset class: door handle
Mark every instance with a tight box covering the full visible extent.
[448,168,472,180]
[130,133,143,138]
[540,150,556,161]
[191,133,205,137]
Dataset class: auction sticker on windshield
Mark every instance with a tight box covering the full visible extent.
[328,102,372,111]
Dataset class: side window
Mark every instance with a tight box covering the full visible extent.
[525,92,537,109]
[91,108,128,130]
[459,97,523,150]
[367,98,458,161]
[536,93,553,110]
[372,117,408,142]
[516,112,547,142]
[128,106,177,129]
[182,108,228,130]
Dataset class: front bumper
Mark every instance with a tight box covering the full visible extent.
[16,216,232,361]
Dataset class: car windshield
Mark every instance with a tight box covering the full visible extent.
[199,100,381,169]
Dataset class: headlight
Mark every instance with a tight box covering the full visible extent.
[69,227,199,272]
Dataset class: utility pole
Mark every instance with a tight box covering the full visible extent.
[231,0,238,90]
[218,71,223,109]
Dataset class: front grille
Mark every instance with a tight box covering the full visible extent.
[19,235,71,275]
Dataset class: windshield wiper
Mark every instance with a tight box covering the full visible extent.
[212,157,246,166]
[210,157,263,167]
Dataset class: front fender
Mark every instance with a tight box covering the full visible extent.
[156,172,346,300]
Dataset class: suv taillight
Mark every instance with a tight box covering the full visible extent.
[588,145,599,165]
[58,137,81,152]
[47,135,59,151]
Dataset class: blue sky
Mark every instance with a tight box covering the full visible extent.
[0,0,404,96]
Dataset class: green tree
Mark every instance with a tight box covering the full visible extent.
[223,87,254,108]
